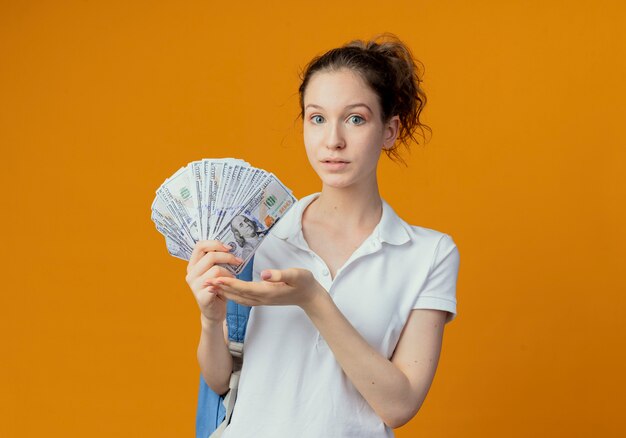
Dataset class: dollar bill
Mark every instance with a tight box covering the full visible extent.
[156,166,200,242]
[190,160,204,241]
[216,175,296,274]
[151,196,195,250]
[151,158,296,269]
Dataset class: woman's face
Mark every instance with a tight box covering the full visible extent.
[302,68,399,190]
[232,215,256,238]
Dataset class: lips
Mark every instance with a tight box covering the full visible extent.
[320,159,349,171]
[321,158,349,163]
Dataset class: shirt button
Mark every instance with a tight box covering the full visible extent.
[322,269,329,276]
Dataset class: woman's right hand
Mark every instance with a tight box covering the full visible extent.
[185,240,243,324]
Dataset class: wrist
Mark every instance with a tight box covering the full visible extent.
[301,287,332,319]
[200,313,224,331]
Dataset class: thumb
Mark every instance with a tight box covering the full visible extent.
[260,268,299,284]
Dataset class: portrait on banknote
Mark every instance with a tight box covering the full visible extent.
[227,214,268,260]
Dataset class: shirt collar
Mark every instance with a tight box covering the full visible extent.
[270,192,410,246]
[377,199,411,245]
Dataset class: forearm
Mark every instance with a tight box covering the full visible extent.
[208,268,439,425]
[303,293,425,428]
[197,315,233,396]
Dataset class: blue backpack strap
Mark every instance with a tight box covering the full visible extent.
[225,261,253,343]
[196,374,226,437]
[195,257,254,438]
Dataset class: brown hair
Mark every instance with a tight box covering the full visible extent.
[298,33,430,163]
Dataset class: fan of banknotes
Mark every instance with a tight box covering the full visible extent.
[151,158,296,274]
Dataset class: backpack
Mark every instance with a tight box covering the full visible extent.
[195,257,253,438]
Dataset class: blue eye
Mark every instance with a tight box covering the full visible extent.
[349,115,365,125]
[311,115,325,124]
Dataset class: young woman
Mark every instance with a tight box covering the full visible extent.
[185,34,460,437]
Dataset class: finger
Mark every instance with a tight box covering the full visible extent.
[200,266,232,285]
[214,283,261,307]
[195,284,220,299]
[192,252,242,278]
[189,252,243,279]
[213,277,259,295]
[195,266,234,290]
[189,240,232,270]
[223,294,258,307]
[204,285,224,298]
[189,283,222,306]
[188,240,232,269]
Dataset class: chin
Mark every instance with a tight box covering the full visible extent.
[318,174,356,189]
[315,166,377,191]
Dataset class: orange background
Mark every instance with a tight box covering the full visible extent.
[1,1,625,436]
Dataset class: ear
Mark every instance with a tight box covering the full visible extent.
[382,115,400,150]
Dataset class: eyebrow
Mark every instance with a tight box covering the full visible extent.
[305,103,373,113]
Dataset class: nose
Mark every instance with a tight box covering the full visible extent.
[325,122,346,150]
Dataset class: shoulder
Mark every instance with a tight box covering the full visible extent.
[381,204,460,320]
[401,223,460,278]
[380,200,458,258]
[400,224,460,323]
[407,225,458,256]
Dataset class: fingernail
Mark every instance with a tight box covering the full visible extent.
[235,257,244,264]
[261,271,271,280]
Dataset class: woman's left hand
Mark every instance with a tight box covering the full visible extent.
[206,268,325,311]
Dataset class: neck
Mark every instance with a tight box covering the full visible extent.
[309,180,383,229]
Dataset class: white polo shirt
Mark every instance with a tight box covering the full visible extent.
[222,193,460,438]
